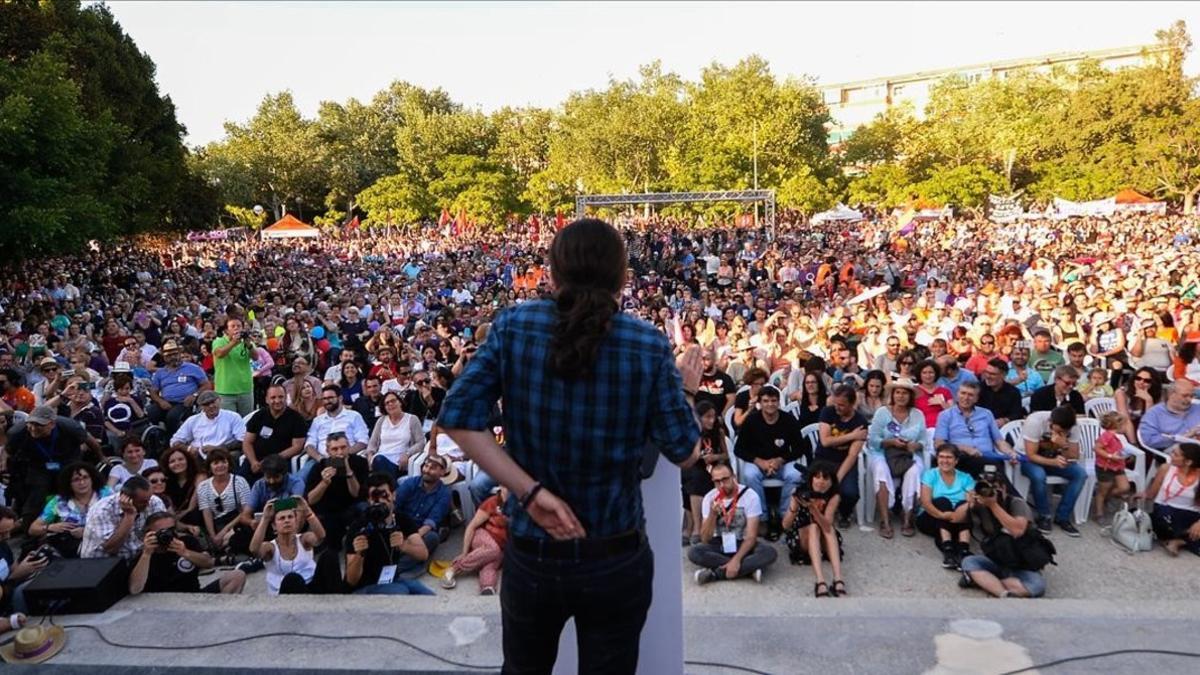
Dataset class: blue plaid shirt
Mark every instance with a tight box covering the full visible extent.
[439,299,699,539]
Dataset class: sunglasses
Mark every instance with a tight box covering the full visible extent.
[1135,376,1153,383]
[148,477,167,485]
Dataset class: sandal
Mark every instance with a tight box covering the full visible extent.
[814,582,830,597]
[901,523,915,537]
[832,580,847,597]
[879,524,894,539]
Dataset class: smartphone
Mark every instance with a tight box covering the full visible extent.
[79,381,96,391]
[275,497,297,512]
[330,456,347,475]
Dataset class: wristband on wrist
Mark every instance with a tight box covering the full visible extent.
[520,482,543,509]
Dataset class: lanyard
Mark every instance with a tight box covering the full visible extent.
[721,488,743,529]
[1163,467,1199,503]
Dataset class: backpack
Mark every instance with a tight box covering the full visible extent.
[982,529,1057,571]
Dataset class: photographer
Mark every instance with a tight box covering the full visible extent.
[1,506,47,627]
[249,497,340,595]
[212,317,255,416]
[129,511,245,595]
[343,472,435,595]
[959,468,1048,599]
[304,432,368,550]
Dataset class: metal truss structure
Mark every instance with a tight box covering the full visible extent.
[575,190,777,238]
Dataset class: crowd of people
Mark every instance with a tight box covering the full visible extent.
[2,208,1200,633]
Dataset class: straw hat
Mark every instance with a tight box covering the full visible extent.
[885,377,918,397]
[161,340,182,354]
[1,625,67,664]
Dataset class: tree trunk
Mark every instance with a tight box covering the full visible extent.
[1186,184,1200,215]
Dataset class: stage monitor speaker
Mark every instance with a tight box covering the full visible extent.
[22,557,128,615]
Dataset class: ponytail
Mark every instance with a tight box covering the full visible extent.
[546,219,627,380]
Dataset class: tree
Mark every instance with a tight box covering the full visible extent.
[914,164,1007,209]
[0,50,116,253]
[840,104,918,168]
[200,92,327,221]
[355,173,427,227]
[777,166,835,215]
[845,164,912,208]
[428,155,522,227]
[672,56,832,191]
[545,62,687,195]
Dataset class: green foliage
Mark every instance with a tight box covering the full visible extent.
[429,155,522,227]
[355,173,427,226]
[846,164,912,208]
[223,205,267,230]
[777,166,835,214]
[914,164,1007,209]
[0,0,207,254]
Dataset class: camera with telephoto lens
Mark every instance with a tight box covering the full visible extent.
[356,497,393,535]
[155,527,176,548]
[976,465,999,499]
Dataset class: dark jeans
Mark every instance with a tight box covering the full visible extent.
[279,549,345,594]
[916,497,970,542]
[687,542,778,578]
[1152,503,1200,555]
[500,535,653,675]
[313,503,365,553]
[149,402,194,436]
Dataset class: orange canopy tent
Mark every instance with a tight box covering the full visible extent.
[260,214,320,240]
[1114,188,1155,204]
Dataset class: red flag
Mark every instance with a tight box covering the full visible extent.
[529,214,541,238]
[438,209,450,227]
[554,210,566,231]
[343,215,360,233]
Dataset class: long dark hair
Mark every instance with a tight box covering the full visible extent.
[548,219,627,380]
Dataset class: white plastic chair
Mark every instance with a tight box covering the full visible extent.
[1011,418,1096,525]
[1084,397,1116,420]
[782,401,801,421]
[998,419,1025,489]
[723,406,738,442]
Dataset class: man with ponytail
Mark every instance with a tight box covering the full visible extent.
[441,218,702,675]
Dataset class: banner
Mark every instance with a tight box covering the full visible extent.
[1052,197,1116,218]
[1114,201,1167,215]
[987,194,1025,223]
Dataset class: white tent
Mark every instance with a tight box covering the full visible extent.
[811,203,864,225]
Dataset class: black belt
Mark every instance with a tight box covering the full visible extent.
[512,530,643,560]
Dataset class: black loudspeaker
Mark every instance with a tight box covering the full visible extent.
[23,557,128,615]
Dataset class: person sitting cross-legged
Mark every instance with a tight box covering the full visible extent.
[248,497,342,595]
[343,472,436,595]
[688,461,778,584]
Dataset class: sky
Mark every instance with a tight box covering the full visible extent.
[105,1,1200,147]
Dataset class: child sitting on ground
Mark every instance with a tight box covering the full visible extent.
[1094,411,1132,524]
[441,486,508,595]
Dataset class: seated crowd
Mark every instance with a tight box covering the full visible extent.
[2,210,1200,633]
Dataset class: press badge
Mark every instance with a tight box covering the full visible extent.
[45,462,61,471]
[721,531,737,554]
[377,564,397,585]
[177,376,188,383]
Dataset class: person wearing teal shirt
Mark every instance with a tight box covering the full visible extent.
[918,444,976,570]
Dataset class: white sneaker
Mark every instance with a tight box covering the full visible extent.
[440,569,457,589]
[752,569,763,584]
[694,568,716,586]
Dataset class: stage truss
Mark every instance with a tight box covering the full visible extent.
[575,190,777,238]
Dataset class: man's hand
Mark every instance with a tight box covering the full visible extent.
[248,458,262,475]
[721,558,741,580]
[167,538,188,557]
[1054,456,1069,469]
[141,530,160,554]
[320,467,336,483]
[526,487,586,540]
[13,553,50,578]
[352,535,370,555]
[389,531,405,549]
[119,494,137,517]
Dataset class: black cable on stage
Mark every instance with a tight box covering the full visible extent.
[997,648,1200,675]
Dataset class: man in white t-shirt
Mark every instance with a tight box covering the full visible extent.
[687,462,778,584]
[169,391,246,461]
[1019,406,1086,538]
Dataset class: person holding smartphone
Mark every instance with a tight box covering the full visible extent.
[304,432,368,551]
